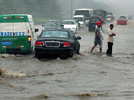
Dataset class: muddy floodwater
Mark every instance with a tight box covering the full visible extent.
[0,21,134,100]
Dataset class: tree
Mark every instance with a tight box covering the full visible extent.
[0,0,62,20]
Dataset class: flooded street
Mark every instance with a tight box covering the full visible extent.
[0,21,134,100]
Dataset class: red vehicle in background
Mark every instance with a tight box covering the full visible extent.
[117,16,128,25]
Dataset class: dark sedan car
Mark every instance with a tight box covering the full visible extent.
[34,29,81,58]
[88,16,102,31]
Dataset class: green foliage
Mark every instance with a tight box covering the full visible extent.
[0,0,62,24]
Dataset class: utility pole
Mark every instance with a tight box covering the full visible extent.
[71,0,73,19]
[100,0,102,8]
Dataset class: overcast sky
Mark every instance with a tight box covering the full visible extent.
[103,0,134,15]
[58,0,134,18]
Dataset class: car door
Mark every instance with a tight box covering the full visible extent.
[13,22,28,50]
[0,16,14,53]
[72,33,80,53]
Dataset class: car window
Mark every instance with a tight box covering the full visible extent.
[107,15,112,18]
[90,18,100,23]
[118,18,126,20]
[45,21,60,28]
[41,31,69,38]
[120,16,126,18]
[62,21,75,25]
[74,18,84,21]
[69,31,76,40]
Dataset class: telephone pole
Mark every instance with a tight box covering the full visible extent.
[71,0,73,19]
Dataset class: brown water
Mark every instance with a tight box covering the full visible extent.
[0,20,134,100]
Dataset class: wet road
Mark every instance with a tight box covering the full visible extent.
[0,20,134,100]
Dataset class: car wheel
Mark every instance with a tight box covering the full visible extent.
[76,43,80,54]
[68,50,74,58]
[69,54,73,58]
[35,52,41,58]
[76,48,80,54]
[78,23,80,29]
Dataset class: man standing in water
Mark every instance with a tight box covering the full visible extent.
[106,24,116,56]
[90,21,104,53]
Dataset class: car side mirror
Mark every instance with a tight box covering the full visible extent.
[76,36,81,40]
[35,28,39,33]
[61,25,64,29]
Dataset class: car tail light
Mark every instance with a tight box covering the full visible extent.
[28,36,31,43]
[16,17,24,19]
[36,41,42,46]
[28,29,30,34]
[63,42,71,47]
[6,46,9,48]
[101,17,104,22]
[3,17,10,19]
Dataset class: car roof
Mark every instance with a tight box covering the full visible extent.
[91,15,101,18]
[119,16,127,18]
[74,15,85,17]
[62,20,75,21]
[42,28,71,32]
[75,8,93,11]
[46,20,60,21]
[118,17,126,20]
[107,15,112,17]
[40,29,73,38]
[45,20,61,23]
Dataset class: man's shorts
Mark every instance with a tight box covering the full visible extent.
[94,39,102,47]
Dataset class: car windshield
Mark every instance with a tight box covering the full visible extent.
[107,16,112,18]
[90,18,100,23]
[41,31,69,38]
[45,21,60,28]
[118,18,126,20]
[107,15,112,18]
[62,21,75,25]
[74,17,84,21]
[120,16,126,18]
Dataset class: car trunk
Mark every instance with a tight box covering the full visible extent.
[38,38,72,48]
[89,23,97,31]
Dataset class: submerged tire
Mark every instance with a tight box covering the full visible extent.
[76,45,80,54]
[68,50,74,58]
[35,52,40,58]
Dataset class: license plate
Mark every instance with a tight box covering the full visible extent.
[107,18,111,20]
[93,25,96,27]
[2,41,12,45]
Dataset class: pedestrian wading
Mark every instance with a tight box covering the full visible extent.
[90,21,104,53]
[106,24,116,57]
